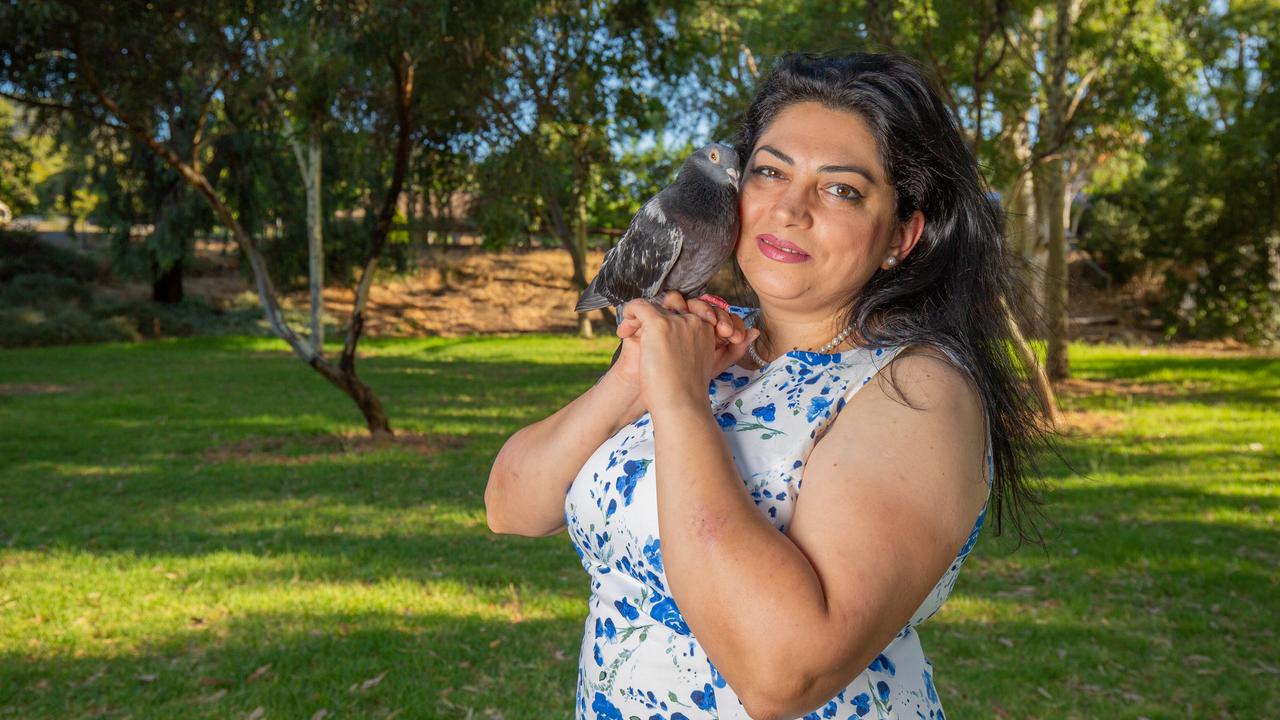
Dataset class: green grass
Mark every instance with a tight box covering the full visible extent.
[1,337,1276,719]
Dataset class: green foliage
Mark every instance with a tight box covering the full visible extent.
[0,229,99,283]
[260,216,414,291]
[0,305,140,347]
[1078,3,1280,343]
[0,99,37,214]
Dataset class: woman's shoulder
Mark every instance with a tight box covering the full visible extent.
[869,345,982,419]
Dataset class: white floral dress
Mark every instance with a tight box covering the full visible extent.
[564,307,990,720]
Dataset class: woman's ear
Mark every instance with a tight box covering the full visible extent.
[889,210,926,263]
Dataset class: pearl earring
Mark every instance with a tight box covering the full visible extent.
[884,256,898,268]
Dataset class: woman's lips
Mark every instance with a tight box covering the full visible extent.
[756,234,811,263]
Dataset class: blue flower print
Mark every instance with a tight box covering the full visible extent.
[821,698,838,717]
[594,617,603,638]
[592,692,624,720]
[616,459,649,507]
[614,597,640,621]
[751,402,776,422]
[876,680,890,702]
[603,617,617,641]
[851,692,872,716]
[642,536,664,573]
[717,412,737,428]
[691,683,717,710]
[605,498,617,518]
[708,660,727,688]
[593,642,603,666]
[924,667,938,703]
[648,594,691,635]
[790,350,835,366]
[868,653,897,676]
[806,395,833,421]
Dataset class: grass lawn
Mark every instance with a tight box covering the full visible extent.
[1,336,1275,719]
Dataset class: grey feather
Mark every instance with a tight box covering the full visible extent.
[575,142,741,314]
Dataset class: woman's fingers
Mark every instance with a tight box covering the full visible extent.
[622,294,746,346]
[659,291,688,314]
[685,297,747,344]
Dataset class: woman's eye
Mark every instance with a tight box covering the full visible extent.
[750,166,781,179]
[826,184,863,201]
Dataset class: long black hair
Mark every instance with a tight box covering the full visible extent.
[733,52,1051,543]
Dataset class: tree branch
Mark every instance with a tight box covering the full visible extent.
[0,90,128,132]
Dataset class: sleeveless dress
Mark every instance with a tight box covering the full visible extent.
[564,307,990,720]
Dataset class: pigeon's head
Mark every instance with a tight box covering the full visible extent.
[685,142,740,189]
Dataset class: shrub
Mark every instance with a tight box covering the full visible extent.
[0,229,100,283]
[0,306,140,347]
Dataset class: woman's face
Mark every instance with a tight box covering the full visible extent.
[735,101,918,316]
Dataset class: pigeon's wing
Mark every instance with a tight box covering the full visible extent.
[574,196,683,312]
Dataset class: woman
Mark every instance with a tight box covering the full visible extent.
[486,52,1046,720]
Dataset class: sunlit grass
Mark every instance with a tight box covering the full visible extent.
[1,336,1275,718]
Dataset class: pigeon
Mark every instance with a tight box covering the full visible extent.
[575,142,741,315]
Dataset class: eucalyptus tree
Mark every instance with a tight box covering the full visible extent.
[0,0,521,437]
[475,0,691,337]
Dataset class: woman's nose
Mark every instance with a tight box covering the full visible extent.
[771,181,813,228]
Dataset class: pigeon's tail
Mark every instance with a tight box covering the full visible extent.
[574,281,612,313]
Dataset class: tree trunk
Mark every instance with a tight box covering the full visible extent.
[336,53,417,439]
[152,257,183,304]
[1001,296,1061,428]
[1040,0,1072,381]
[300,134,324,355]
[574,188,593,339]
[1041,159,1070,380]
[79,52,399,437]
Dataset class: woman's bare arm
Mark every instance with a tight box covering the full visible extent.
[485,367,644,537]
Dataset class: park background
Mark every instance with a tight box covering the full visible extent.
[0,1,1276,718]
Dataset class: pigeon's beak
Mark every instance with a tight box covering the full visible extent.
[726,167,739,184]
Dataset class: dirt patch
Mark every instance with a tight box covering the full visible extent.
[201,430,467,466]
[1059,409,1128,437]
[0,383,75,397]
[1056,377,1212,400]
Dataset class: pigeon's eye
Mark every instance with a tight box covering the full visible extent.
[709,150,720,163]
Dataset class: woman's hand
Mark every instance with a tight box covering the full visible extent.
[615,292,758,415]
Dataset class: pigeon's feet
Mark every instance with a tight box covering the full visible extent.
[696,293,731,311]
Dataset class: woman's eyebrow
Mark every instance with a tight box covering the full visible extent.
[756,144,879,185]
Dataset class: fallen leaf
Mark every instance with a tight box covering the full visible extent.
[997,637,1014,648]
[1036,687,1052,699]
[359,671,386,691]
[246,664,272,683]
[200,689,228,704]
[310,710,329,720]
[138,673,158,683]
[247,707,265,720]
[198,676,225,687]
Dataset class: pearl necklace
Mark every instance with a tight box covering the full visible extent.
[745,324,855,367]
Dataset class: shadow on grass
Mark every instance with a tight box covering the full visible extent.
[0,611,580,719]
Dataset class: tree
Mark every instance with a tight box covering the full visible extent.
[475,0,689,337]
[0,1,520,437]
[0,98,36,215]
